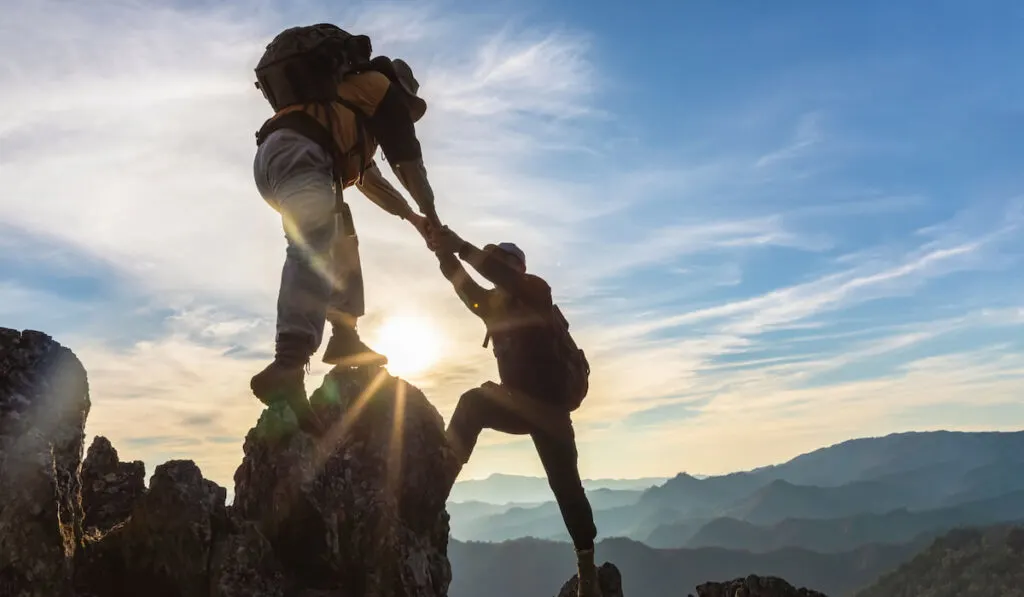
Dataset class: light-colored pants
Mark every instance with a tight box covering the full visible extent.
[253,129,364,360]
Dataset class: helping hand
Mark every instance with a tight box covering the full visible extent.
[431,225,465,254]
[409,213,439,250]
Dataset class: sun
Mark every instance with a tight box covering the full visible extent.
[370,314,444,378]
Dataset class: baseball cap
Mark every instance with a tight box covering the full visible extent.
[493,242,526,268]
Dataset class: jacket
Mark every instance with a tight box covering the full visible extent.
[439,249,568,401]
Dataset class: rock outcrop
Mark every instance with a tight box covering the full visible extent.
[0,328,90,597]
[71,362,452,596]
[75,459,229,597]
[556,563,624,597]
[233,366,453,596]
[81,436,146,534]
[691,575,829,597]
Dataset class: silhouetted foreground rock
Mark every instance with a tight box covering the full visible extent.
[233,365,453,595]
[691,575,829,597]
[556,562,624,597]
[72,364,454,597]
[0,328,90,597]
[81,436,146,534]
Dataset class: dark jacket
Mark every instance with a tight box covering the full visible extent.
[439,248,567,401]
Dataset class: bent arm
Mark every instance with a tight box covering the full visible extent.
[438,252,492,320]
[366,83,439,224]
[355,161,416,220]
[456,242,552,309]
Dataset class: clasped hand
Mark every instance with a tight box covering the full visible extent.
[408,213,464,254]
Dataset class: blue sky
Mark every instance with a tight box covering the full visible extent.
[2,0,1023,488]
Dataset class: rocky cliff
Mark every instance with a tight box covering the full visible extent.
[0,327,830,597]
[0,328,90,597]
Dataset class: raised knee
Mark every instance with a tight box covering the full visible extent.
[458,386,488,409]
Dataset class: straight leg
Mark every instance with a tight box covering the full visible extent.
[254,129,339,363]
[532,420,597,552]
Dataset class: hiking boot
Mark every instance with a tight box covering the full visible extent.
[576,548,601,597]
[250,360,325,436]
[322,323,388,368]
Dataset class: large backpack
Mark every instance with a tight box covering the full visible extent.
[254,23,370,112]
[549,304,591,411]
[253,24,373,185]
[485,302,591,411]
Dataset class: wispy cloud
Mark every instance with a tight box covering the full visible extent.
[3,0,1023,485]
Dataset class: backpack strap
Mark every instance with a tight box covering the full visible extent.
[254,96,370,189]
[332,96,369,186]
[256,110,340,178]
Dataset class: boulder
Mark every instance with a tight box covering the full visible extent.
[233,365,453,596]
[556,562,624,597]
[81,435,146,534]
[691,575,829,597]
[0,328,90,597]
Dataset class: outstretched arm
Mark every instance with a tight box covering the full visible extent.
[436,229,552,310]
[355,160,416,219]
[355,161,433,244]
[366,79,440,226]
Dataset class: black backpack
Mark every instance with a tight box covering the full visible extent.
[550,304,591,411]
[253,24,373,186]
[254,23,370,112]
[484,302,591,412]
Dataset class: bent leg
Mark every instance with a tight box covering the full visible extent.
[446,382,533,465]
[532,419,597,552]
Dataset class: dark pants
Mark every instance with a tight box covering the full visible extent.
[447,382,597,551]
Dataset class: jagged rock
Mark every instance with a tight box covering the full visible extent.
[209,517,286,597]
[0,328,90,597]
[233,366,452,596]
[691,575,829,597]
[120,460,228,597]
[81,435,146,534]
[556,562,624,597]
[75,459,228,597]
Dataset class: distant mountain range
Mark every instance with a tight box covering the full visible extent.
[446,430,1024,597]
[448,536,930,597]
[652,490,1024,552]
[447,473,670,504]
[447,430,1024,552]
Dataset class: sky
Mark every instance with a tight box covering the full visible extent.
[2,0,1023,490]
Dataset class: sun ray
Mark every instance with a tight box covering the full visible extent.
[371,314,445,378]
[387,380,407,493]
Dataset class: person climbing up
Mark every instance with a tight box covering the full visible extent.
[250,23,443,432]
[431,227,601,597]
